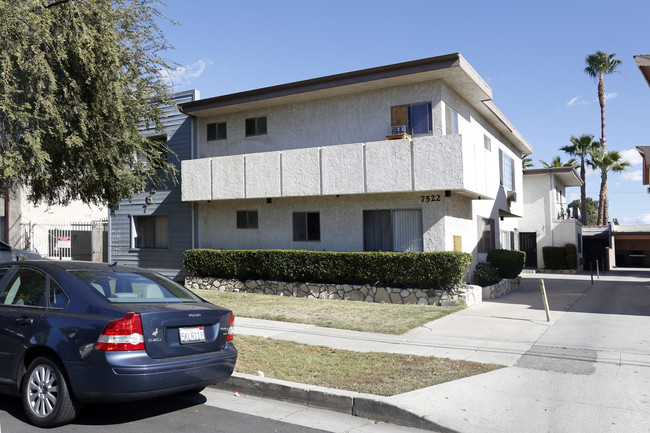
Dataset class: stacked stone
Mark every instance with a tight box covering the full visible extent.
[185,276,484,307]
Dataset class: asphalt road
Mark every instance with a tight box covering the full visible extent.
[0,393,328,433]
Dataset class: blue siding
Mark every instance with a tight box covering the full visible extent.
[109,90,197,278]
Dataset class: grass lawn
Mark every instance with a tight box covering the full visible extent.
[191,289,464,335]
[234,335,503,396]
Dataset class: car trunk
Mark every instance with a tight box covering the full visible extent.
[130,304,232,360]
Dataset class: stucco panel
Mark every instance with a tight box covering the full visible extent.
[321,143,365,195]
[365,139,412,193]
[413,135,463,191]
[281,147,321,196]
[246,152,281,198]
[181,159,211,201]
[212,155,245,199]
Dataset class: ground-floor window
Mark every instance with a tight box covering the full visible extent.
[363,209,423,252]
[293,212,320,241]
[478,217,494,253]
[500,230,514,250]
[131,215,168,249]
[237,210,258,229]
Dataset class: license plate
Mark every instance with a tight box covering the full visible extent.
[179,326,206,344]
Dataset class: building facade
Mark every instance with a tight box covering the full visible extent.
[179,54,532,268]
[108,90,198,277]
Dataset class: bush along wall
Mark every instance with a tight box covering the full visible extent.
[183,249,474,291]
[564,243,578,270]
[542,246,567,269]
[487,249,525,279]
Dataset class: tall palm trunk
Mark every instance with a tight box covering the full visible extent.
[598,74,606,152]
[598,169,608,225]
[580,161,587,225]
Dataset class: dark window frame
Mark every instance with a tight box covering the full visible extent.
[293,212,320,242]
[236,210,259,229]
[245,117,267,137]
[391,102,432,135]
[131,214,169,249]
[207,122,227,141]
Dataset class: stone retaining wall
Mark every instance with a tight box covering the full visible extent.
[185,277,483,307]
[481,277,521,299]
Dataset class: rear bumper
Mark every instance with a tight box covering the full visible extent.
[70,344,237,402]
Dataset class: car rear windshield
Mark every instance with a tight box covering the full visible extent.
[68,270,202,303]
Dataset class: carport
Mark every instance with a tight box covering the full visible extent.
[612,225,650,268]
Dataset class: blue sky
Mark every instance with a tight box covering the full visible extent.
[157,0,650,225]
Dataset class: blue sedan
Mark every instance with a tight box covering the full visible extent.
[0,261,237,427]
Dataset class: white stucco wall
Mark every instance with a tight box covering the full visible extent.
[196,192,476,254]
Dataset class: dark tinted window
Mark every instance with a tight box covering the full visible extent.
[70,270,202,304]
[49,280,68,308]
[0,268,46,307]
[293,212,320,241]
[245,117,267,136]
[207,122,226,140]
[237,211,258,229]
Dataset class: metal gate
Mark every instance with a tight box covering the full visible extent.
[22,221,108,261]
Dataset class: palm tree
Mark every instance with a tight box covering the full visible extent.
[585,50,622,223]
[585,50,622,153]
[587,149,630,225]
[539,156,578,168]
[522,155,534,169]
[561,134,600,225]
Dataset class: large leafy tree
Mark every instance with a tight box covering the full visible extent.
[561,134,599,225]
[0,0,176,206]
[587,149,630,225]
[584,50,622,223]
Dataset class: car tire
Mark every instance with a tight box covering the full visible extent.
[22,355,79,427]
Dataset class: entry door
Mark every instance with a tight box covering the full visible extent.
[519,232,537,268]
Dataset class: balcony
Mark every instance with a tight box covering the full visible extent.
[181,135,495,201]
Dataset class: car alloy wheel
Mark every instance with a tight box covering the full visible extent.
[22,356,78,427]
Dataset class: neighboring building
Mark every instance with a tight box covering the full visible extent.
[611,224,650,268]
[0,187,107,260]
[519,167,583,269]
[108,90,198,278]
[583,225,611,271]
[178,53,532,268]
[635,55,650,185]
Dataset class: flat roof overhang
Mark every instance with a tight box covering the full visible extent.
[179,53,532,155]
[523,167,583,187]
[635,55,650,87]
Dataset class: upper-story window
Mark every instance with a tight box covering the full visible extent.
[245,117,267,137]
[445,104,459,135]
[207,122,227,141]
[391,103,432,135]
[484,135,491,151]
[499,149,514,191]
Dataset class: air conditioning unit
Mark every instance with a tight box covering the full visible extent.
[391,125,407,135]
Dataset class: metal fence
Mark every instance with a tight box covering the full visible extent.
[22,220,108,261]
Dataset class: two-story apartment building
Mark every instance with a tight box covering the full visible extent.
[519,167,583,269]
[178,53,532,267]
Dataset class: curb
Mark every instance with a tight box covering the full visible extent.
[211,373,458,433]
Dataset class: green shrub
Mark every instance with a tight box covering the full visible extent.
[472,263,501,287]
[183,249,473,290]
[564,243,578,270]
[487,249,525,278]
[542,246,566,269]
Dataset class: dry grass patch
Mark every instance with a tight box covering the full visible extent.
[235,335,502,396]
[192,290,463,335]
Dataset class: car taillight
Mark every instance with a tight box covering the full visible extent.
[95,312,145,351]
[227,312,235,341]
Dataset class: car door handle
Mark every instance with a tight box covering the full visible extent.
[16,317,33,326]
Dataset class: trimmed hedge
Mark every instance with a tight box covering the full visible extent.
[542,246,566,269]
[183,249,474,290]
[564,243,578,270]
[487,249,525,279]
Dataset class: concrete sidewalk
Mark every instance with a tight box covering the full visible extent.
[215,272,650,432]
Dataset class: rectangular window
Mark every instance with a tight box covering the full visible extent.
[207,122,227,141]
[500,230,513,250]
[131,215,168,249]
[478,217,494,254]
[499,150,514,190]
[484,135,491,151]
[363,209,423,252]
[236,210,258,229]
[391,103,432,135]
[445,104,459,135]
[293,212,320,241]
[245,117,267,136]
